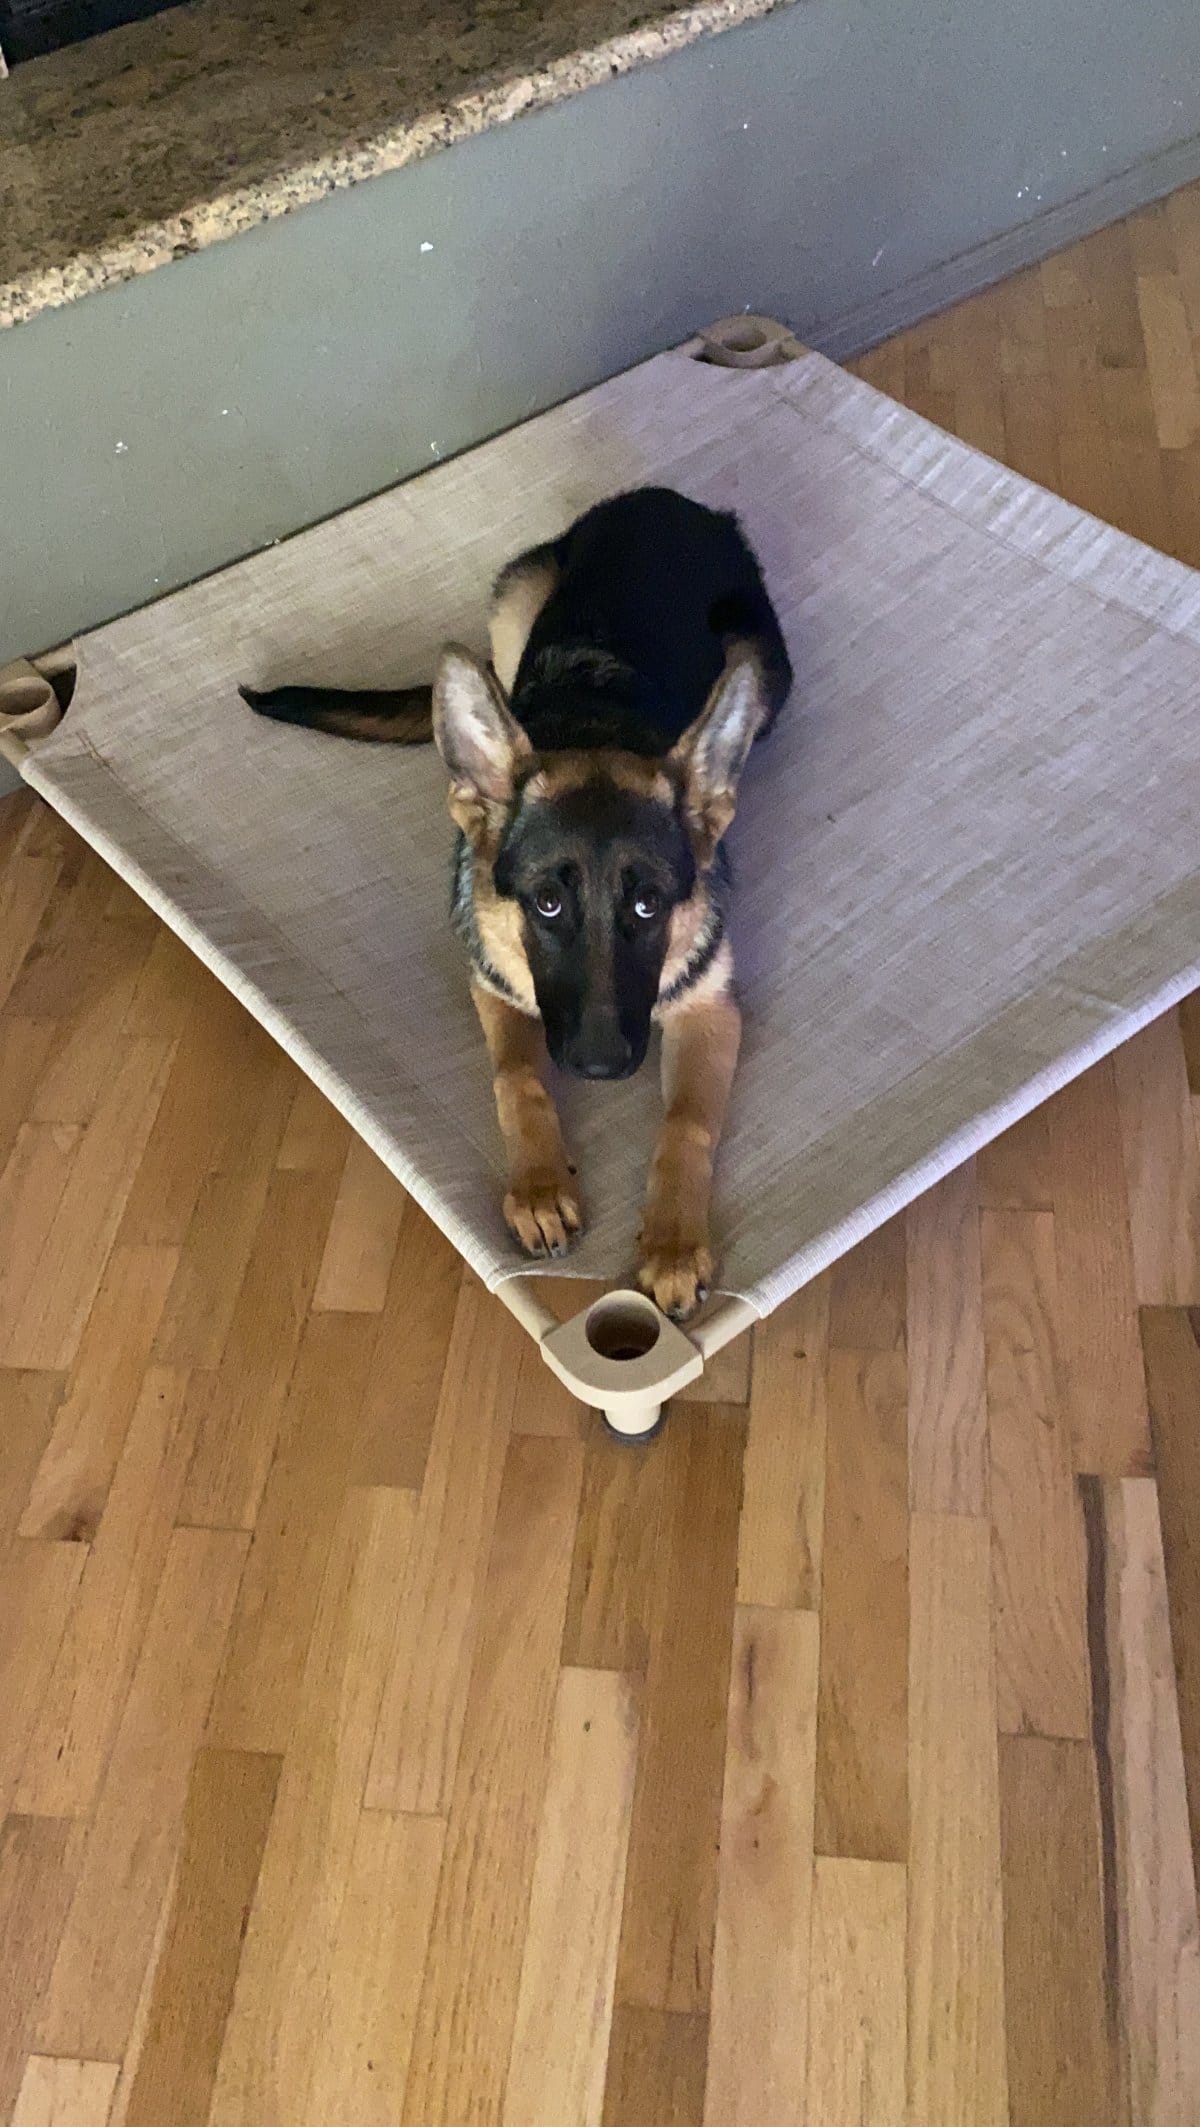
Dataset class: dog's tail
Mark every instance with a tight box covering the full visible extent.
[240,683,434,745]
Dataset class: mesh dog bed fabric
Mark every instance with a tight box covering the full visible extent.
[19,344,1200,1316]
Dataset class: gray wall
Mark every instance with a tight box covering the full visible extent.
[3,0,1199,663]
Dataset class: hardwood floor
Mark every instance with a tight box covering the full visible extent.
[3,185,1200,2125]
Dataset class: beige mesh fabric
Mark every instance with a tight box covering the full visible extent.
[22,346,1200,1315]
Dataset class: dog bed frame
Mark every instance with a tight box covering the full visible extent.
[5,323,1200,1436]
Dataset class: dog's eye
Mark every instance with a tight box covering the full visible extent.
[534,888,562,920]
[633,890,660,922]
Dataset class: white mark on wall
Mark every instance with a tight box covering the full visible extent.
[115,440,128,453]
[871,247,885,267]
[420,241,434,253]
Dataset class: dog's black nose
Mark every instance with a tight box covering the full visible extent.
[563,1019,636,1080]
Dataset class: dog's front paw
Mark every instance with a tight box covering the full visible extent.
[637,1223,714,1322]
[505,1164,582,1259]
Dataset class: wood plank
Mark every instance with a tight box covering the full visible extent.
[0,1540,88,1816]
[1179,993,1200,1094]
[3,1036,177,1372]
[11,2057,120,2127]
[365,1274,526,1813]
[0,1367,64,1551]
[399,1437,584,2127]
[999,1735,1123,2126]
[502,1668,639,2127]
[19,1245,179,1542]
[16,1367,196,1816]
[28,907,159,1133]
[1116,1015,1200,1305]
[613,1405,746,2013]
[1135,272,1200,448]
[804,1858,906,2127]
[703,1607,819,2127]
[980,1210,1091,1739]
[150,1167,278,1371]
[906,1159,988,1514]
[688,1326,752,1408]
[737,1276,829,1609]
[349,1199,464,1485]
[1046,1063,1152,1475]
[301,1811,444,2127]
[0,807,68,1016]
[908,1512,1008,2127]
[0,1124,82,1339]
[274,1075,350,1171]
[207,1486,415,2127]
[0,1017,57,1175]
[36,1527,248,2059]
[1141,1307,1200,1877]
[601,2008,709,2127]
[561,1418,667,1672]
[118,1749,280,2127]
[814,1350,908,1861]
[207,1311,380,1753]
[311,1135,407,1313]
[1082,1476,1200,2122]
[0,1816,87,2123]
[177,1165,342,1528]
[116,984,292,1248]
[828,1213,906,1351]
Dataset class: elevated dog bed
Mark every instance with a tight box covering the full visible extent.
[8,332,1200,1431]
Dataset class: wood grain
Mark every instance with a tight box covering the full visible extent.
[11,2057,119,2127]
[908,1513,1008,2127]
[981,1210,1091,1739]
[614,1407,746,2012]
[1115,1014,1200,1304]
[601,2008,708,2127]
[207,1310,380,1753]
[814,1350,908,1861]
[828,1213,906,1352]
[906,1160,988,1514]
[365,1274,526,1814]
[999,1735,1122,2126]
[703,1606,818,2127]
[0,1366,63,1550]
[1141,1307,1200,1876]
[1084,1477,1200,2122]
[17,1367,195,1816]
[805,1858,906,2127]
[1046,1063,1151,1475]
[36,1528,248,2060]
[118,1749,280,2127]
[737,1276,829,1609]
[207,1486,414,2127]
[348,1199,464,1486]
[503,1667,639,2127]
[0,1540,87,1817]
[562,1421,667,1671]
[311,1134,407,1313]
[399,1436,584,2127]
[0,1816,87,2122]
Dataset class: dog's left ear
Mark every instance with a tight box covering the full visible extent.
[433,643,533,845]
[668,652,770,864]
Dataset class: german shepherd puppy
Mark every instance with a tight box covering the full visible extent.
[242,486,791,1319]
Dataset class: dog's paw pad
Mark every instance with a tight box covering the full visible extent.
[505,1171,582,1259]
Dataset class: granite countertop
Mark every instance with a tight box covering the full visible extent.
[0,0,792,328]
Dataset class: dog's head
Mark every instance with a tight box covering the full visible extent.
[433,645,768,1079]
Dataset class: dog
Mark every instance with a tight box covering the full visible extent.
[241,486,791,1319]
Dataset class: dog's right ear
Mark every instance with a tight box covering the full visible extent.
[432,645,533,841]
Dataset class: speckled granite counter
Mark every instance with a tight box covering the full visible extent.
[0,0,793,327]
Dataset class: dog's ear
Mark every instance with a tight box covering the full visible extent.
[432,644,533,840]
[669,651,769,864]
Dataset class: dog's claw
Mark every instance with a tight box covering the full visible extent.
[505,1167,582,1260]
[636,1237,714,1323]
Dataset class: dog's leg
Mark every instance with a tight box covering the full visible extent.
[472,983,581,1258]
[638,985,741,1320]
[489,543,561,693]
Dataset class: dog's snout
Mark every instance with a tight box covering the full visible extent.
[563,1013,635,1081]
